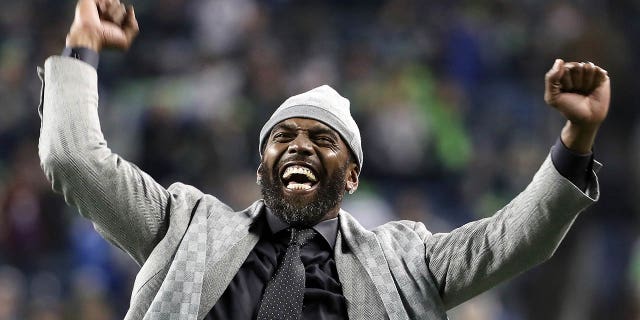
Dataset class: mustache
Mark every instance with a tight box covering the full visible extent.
[274,155,320,174]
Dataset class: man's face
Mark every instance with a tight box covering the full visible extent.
[259,118,359,227]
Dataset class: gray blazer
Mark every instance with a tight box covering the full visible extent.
[38,57,600,320]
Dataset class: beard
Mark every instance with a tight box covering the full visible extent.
[258,161,347,227]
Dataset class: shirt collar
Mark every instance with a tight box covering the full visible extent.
[265,207,339,249]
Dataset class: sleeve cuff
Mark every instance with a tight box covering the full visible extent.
[550,137,593,191]
[61,47,99,69]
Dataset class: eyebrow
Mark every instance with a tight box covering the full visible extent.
[309,126,339,139]
[271,123,298,133]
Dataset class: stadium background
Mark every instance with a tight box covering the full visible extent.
[0,0,639,319]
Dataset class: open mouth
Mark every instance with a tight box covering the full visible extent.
[281,164,319,191]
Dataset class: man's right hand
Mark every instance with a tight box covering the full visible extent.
[66,0,139,52]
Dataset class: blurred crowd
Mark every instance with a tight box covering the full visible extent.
[1,0,639,319]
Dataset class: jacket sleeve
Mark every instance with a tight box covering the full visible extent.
[417,155,600,309]
[38,56,170,265]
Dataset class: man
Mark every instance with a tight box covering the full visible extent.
[38,0,609,319]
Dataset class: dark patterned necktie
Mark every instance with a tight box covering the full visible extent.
[256,228,316,320]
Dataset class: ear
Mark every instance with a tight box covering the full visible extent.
[345,162,359,194]
[256,163,263,186]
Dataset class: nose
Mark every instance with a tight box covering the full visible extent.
[287,134,313,156]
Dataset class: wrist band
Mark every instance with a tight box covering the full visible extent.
[61,46,99,69]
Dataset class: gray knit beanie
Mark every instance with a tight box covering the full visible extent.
[259,85,363,171]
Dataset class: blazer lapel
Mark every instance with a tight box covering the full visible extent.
[144,208,210,320]
[197,200,264,318]
[337,210,409,320]
[335,232,388,319]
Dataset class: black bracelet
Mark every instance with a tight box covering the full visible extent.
[61,46,100,69]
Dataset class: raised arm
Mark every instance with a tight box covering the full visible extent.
[422,60,609,308]
[39,0,169,265]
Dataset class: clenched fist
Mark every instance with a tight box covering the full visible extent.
[66,0,139,52]
[544,59,611,153]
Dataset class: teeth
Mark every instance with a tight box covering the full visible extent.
[286,182,312,190]
[282,165,317,182]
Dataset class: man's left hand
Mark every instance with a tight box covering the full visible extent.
[544,59,611,154]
